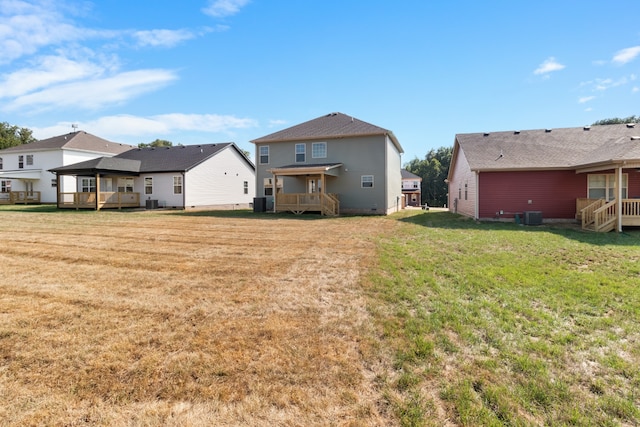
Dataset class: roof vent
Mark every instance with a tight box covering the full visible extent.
[514,130,520,135]
[627,123,636,128]
[483,132,490,137]
[631,136,640,141]
[545,129,552,133]
[583,126,591,131]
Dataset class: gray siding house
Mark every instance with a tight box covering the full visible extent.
[251,112,404,215]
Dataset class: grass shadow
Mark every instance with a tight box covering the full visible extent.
[397,210,640,247]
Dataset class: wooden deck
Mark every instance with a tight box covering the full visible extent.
[57,192,140,210]
[275,193,339,216]
[0,191,41,205]
[579,198,640,232]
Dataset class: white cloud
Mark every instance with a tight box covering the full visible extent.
[578,96,596,104]
[32,113,258,141]
[534,57,565,75]
[0,0,110,64]
[268,119,287,127]
[5,69,178,111]
[202,0,250,18]
[612,46,640,65]
[133,29,197,48]
[0,55,104,98]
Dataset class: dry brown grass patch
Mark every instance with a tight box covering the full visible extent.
[0,210,395,426]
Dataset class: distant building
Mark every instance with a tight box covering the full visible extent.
[401,169,422,207]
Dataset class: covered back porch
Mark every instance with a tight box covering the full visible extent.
[576,159,640,232]
[267,163,342,216]
[50,157,142,210]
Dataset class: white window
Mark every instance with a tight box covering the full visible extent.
[80,178,96,193]
[26,154,34,166]
[243,181,249,194]
[295,143,306,162]
[312,142,327,158]
[361,175,374,188]
[0,157,3,170]
[259,146,269,164]
[117,177,134,192]
[51,179,57,188]
[18,155,24,169]
[1,180,11,192]
[144,177,153,195]
[264,177,282,196]
[173,176,183,194]
[588,174,627,200]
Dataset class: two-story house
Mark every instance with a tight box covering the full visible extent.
[0,131,133,204]
[401,169,422,207]
[250,112,404,215]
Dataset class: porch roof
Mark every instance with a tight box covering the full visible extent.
[267,163,343,176]
[50,157,142,176]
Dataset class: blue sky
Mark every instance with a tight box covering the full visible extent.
[1,0,639,162]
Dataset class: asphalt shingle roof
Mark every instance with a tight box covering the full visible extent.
[455,123,640,171]
[51,143,255,175]
[250,112,403,153]
[0,131,133,155]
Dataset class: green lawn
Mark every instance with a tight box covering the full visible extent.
[370,210,640,426]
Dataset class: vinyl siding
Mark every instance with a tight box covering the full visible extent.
[448,145,477,218]
[478,170,586,219]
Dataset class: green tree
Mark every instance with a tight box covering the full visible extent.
[138,139,173,148]
[592,115,639,125]
[0,122,37,149]
[404,146,452,207]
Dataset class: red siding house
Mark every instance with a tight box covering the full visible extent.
[447,123,640,232]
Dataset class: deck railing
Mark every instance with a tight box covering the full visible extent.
[581,198,640,231]
[275,193,339,216]
[0,191,41,204]
[58,192,140,209]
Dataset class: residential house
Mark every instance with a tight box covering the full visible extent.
[50,142,255,210]
[251,112,404,215]
[0,131,133,204]
[401,169,422,207]
[447,123,640,232]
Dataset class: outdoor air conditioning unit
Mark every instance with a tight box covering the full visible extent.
[524,211,543,226]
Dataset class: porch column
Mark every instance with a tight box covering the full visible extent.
[616,166,623,233]
[56,173,61,208]
[272,172,277,213]
[95,173,101,211]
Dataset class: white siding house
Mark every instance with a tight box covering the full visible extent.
[0,131,133,204]
[50,143,255,210]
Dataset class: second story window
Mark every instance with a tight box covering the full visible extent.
[259,146,269,164]
[295,143,305,162]
[26,154,34,166]
[18,155,24,169]
[312,142,326,158]
[244,181,249,194]
[0,157,3,170]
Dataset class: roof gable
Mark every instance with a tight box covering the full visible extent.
[250,112,403,153]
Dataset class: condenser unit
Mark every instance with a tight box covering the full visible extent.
[524,211,543,226]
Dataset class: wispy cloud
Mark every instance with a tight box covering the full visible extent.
[32,113,258,141]
[132,29,197,48]
[4,69,178,112]
[534,57,566,75]
[578,96,596,104]
[612,46,640,65]
[202,0,250,18]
